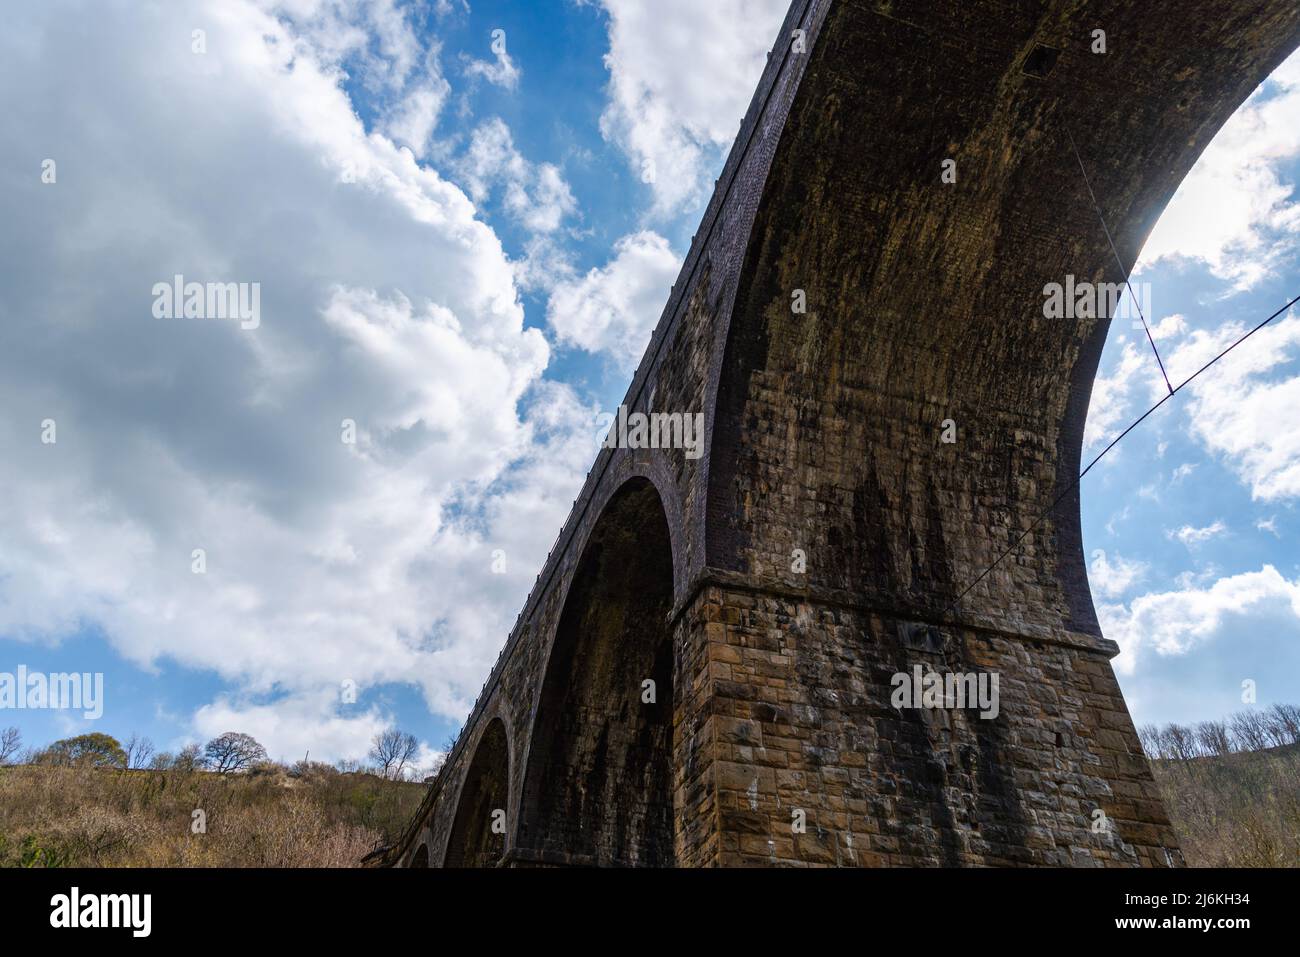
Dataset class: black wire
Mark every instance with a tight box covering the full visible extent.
[942,291,1300,621]
[1066,129,1175,396]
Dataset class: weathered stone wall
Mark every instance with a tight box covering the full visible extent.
[694,580,1177,866]
[388,0,1300,868]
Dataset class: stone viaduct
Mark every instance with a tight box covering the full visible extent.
[387,0,1300,867]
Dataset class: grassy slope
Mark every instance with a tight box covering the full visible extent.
[0,763,424,867]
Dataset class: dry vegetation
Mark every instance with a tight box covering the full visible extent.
[1148,744,1300,867]
[0,761,425,867]
[1140,705,1300,867]
[2,707,1296,867]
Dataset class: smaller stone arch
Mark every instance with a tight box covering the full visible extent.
[516,476,677,866]
[443,717,511,867]
[409,841,430,868]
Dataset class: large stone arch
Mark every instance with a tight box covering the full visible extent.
[515,476,678,866]
[705,0,1300,636]
[443,716,511,867]
[689,0,1300,866]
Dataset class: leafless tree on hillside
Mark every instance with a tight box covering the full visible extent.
[0,726,21,764]
[1268,703,1300,745]
[1195,720,1231,757]
[1137,724,1162,759]
[148,751,174,770]
[369,729,419,781]
[174,743,203,771]
[1165,723,1200,761]
[124,734,156,769]
[1230,710,1270,752]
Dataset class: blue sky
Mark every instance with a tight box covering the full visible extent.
[0,0,1296,772]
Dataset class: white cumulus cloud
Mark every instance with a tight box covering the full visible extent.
[545,230,681,367]
[1088,549,1148,598]
[1168,521,1228,547]
[593,0,790,216]
[457,118,577,234]
[461,32,522,90]
[1165,310,1300,502]
[1138,49,1300,289]
[1098,565,1300,675]
[0,0,597,762]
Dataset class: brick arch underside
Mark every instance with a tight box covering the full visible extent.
[516,478,676,866]
[706,0,1300,633]
[443,717,510,867]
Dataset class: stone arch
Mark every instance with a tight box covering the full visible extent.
[703,0,1300,639]
[516,476,677,866]
[443,716,511,867]
[409,841,429,868]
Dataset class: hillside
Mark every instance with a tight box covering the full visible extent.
[3,744,1295,867]
[0,762,424,867]
[1147,742,1300,867]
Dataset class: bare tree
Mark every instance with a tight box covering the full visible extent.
[1230,710,1270,752]
[173,743,203,772]
[148,751,174,770]
[1143,707,1300,761]
[1195,720,1231,757]
[124,734,156,770]
[1137,723,1163,759]
[0,726,21,764]
[1159,722,1190,759]
[369,728,419,781]
[1165,723,1199,761]
[202,732,268,774]
[1268,703,1300,745]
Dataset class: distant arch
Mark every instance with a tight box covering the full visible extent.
[443,717,510,867]
[409,842,429,868]
[517,477,677,866]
